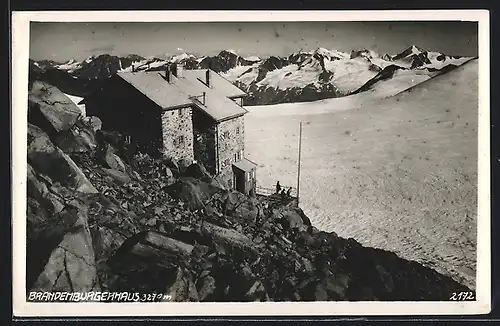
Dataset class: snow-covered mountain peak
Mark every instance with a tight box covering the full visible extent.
[168,53,195,63]
[55,59,82,72]
[224,49,239,55]
[409,44,425,53]
[313,47,350,61]
[30,45,475,106]
[244,55,261,62]
[84,56,96,63]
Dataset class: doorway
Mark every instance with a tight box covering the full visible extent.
[233,169,246,194]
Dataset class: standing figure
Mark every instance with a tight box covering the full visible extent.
[287,187,292,197]
[276,181,281,194]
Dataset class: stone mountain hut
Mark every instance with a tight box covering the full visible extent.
[80,64,257,195]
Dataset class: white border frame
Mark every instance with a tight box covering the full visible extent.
[12,10,491,317]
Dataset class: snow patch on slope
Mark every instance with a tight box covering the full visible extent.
[244,60,479,290]
[257,64,322,90]
[63,93,86,116]
[56,60,82,73]
[244,55,261,62]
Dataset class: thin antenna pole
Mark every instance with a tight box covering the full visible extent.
[296,121,303,206]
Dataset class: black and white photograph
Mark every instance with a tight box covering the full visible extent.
[12,10,490,317]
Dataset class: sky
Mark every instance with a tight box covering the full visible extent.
[30,21,478,62]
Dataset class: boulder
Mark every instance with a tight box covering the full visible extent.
[200,222,257,256]
[78,116,102,132]
[164,267,199,302]
[28,202,99,297]
[26,164,49,200]
[167,226,212,247]
[164,177,222,211]
[86,193,141,260]
[90,225,128,264]
[27,124,98,194]
[163,158,180,177]
[243,280,268,301]
[106,230,199,295]
[322,273,350,300]
[196,274,217,301]
[183,162,212,182]
[210,176,227,190]
[104,144,127,173]
[275,207,312,231]
[28,81,82,137]
[117,231,195,261]
[299,279,328,301]
[27,164,65,214]
[96,130,125,149]
[177,158,193,174]
[54,124,98,153]
[222,191,259,224]
[375,264,395,294]
[163,167,175,186]
[101,168,131,185]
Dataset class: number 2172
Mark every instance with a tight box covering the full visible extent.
[450,291,475,301]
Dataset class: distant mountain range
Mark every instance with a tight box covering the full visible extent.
[29,46,476,105]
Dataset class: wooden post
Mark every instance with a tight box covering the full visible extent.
[296,121,303,206]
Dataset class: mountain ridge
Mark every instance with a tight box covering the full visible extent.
[29,46,476,106]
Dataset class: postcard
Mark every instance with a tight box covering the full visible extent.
[11,9,491,317]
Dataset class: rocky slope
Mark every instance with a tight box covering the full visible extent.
[29,46,475,106]
[25,80,472,302]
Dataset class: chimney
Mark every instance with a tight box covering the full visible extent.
[205,69,211,87]
[177,64,184,78]
[172,64,178,78]
[164,66,173,83]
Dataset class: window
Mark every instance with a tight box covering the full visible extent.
[234,150,242,161]
[233,151,241,162]
[247,172,251,182]
[176,135,184,147]
[125,135,131,144]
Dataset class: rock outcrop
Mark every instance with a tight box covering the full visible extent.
[25,82,473,302]
[27,124,98,194]
[28,80,82,138]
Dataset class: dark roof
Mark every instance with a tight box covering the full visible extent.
[175,73,248,122]
[116,72,193,109]
[82,69,247,122]
[183,69,247,98]
[232,158,257,172]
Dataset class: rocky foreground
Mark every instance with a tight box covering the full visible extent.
[26,82,472,302]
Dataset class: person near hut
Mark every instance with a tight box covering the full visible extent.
[286,187,292,197]
[280,188,286,200]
